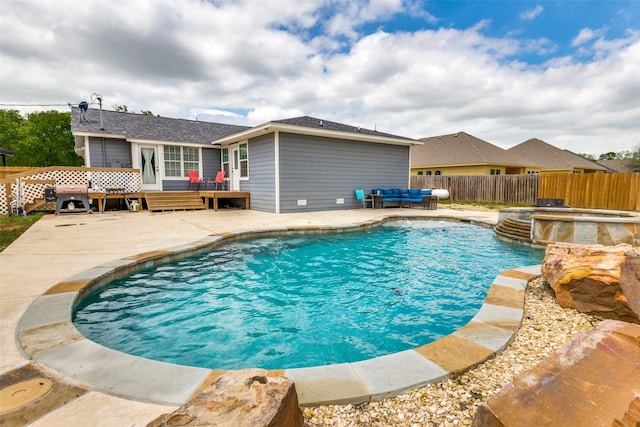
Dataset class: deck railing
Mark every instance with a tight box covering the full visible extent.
[0,166,141,215]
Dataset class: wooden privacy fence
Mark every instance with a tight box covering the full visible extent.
[410,173,639,211]
[410,174,540,205]
[538,172,639,211]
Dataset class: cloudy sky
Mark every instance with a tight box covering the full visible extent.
[1,0,639,155]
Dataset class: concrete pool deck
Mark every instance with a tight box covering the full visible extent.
[0,207,539,426]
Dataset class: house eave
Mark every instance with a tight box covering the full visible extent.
[212,122,421,147]
[126,138,214,148]
[72,130,126,140]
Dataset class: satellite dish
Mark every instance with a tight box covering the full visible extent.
[79,101,88,112]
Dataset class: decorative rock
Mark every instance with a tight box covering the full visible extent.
[146,369,303,427]
[471,320,640,427]
[621,256,640,317]
[541,242,640,323]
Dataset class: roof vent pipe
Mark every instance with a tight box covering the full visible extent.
[92,93,104,130]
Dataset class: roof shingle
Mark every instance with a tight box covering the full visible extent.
[507,138,607,171]
[71,108,249,144]
[272,116,414,140]
[411,131,532,168]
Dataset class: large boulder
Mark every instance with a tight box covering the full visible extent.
[147,369,303,427]
[472,320,640,427]
[541,242,640,323]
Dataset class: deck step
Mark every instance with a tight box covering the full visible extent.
[23,198,49,213]
[493,216,532,242]
[145,191,206,212]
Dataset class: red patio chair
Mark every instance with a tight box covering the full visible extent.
[210,171,226,190]
[187,171,204,191]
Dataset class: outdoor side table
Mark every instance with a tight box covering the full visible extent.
[372,194,383,209]
[422,195,438,210]
[103,187,131,213]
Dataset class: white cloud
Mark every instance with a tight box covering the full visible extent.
[1,0,639,156]
[572,28,597,46]
[520,5,543,21]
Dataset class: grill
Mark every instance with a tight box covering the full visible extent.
[55,184,91,214]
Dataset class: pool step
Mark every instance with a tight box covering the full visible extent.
[493,217,532,243]
[145,191,206,212]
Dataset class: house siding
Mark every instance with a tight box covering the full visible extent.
[203,148,221,180]
[277,133,409,213]
[88,137,131,168]
[243,135,277,213]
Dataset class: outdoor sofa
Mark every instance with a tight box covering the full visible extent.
[371,188,437,209]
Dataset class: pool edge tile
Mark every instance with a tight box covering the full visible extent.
[17,293,77,331]
[351,350,448,400]
[45,268,115,294]
[492,274,529,290]
[453,321,518,352]
[504,265,541,279]
[34,339,211,406]
[414,334,495,374]
[484,284,525,310]
[18,321,85,357]
[284,364,370,407]
[471,303,524,331]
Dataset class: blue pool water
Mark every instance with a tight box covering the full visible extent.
[73,220,544,370]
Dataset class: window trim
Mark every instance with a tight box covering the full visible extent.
[162,144,202,180]
[239,142,249,180]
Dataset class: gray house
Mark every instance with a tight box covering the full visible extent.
[71,109,418,213]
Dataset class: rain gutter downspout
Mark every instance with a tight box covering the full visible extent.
[274,130,280,214]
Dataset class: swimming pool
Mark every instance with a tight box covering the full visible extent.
[73,220,543,370]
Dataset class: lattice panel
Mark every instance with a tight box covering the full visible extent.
[87,171,141,192]
[19,181,51,207]
[0,184,8,215]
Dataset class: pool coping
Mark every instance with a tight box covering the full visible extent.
[15,215,541,407]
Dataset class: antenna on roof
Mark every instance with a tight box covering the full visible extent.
[78,101,88,122]
[70,101,93,124]
[91,93,104,130]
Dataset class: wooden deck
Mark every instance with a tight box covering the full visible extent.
[91,191,250,213]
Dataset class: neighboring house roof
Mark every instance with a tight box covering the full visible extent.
[411,131,533,168]
[71,108,249,145]
[213,116,419,146]
[507,138,607,172]
[597,159,635,172]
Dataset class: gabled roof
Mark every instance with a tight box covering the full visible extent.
[507,138,607,172]
[597,159,636,172]
[272,116,410,140]
[213,115,419,146]
[411,131,533,168]
[71,108,249,145]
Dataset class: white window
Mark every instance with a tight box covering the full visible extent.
[239,143,248,178]
[221,148,229,177]
[164,146,181,177]
[164,145,200,177]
